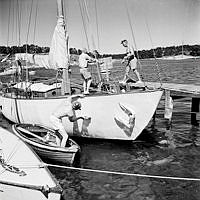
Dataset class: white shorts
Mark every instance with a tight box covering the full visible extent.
[80,68,91,79]
[50,115,68,137]
[129,59,137,70]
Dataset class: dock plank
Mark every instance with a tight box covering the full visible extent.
[130,82,200,97]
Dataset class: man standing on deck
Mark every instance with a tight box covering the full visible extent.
[79,48,97,95]
[121,39,142,84]
[50,94,85,147]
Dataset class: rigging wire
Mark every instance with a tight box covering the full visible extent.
[124,0,146,85]
[16,0,21,47]
[11,1,14,44]
[63,0,70,57]
[94,0,100,51]
[144,17,163,86]
[33,0,38,46]
[83,0,96,50]
[77,0,90,50]
[6,0,11,47]
[26,0,34,52]
[124,0,138,56]
[25,0,34,82]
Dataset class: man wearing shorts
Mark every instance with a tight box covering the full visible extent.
[121,40,142,84]
[79,48,96,94]
[50,94,85,147]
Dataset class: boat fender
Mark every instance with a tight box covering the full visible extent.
[81,116,91,136]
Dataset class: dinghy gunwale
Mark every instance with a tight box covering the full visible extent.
[12,124,80,153]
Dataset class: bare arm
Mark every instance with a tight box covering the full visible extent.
[85,54,97,63]
[68,116,84,122]
[68,94,85,103]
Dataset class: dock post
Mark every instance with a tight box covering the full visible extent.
[164,90,173,129]
[191,98,200,126]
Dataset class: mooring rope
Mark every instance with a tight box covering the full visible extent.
[45,163,200,182]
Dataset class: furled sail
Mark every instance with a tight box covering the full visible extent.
[48,16,69,70]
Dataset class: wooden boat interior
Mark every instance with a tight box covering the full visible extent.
[14,124,76,148]
[15,124,59,146]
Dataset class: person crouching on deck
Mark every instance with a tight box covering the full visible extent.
[121,39,142,84]
[50,94,85,147]
[79,48,97,95]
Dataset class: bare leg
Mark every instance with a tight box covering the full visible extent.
[50,115,69,147]
[60,135,68,147]
[56,123,69,147]
[86,79,92,93]
[83,80,87,93]
[134,69,142,82]
[122,66,129,82]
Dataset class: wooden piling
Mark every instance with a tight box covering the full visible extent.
[191,98,200,126]
[164,90,173,130]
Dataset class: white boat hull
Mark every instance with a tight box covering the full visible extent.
[0,127,61,200]
[0,90,163,140]
[12,124,80,165]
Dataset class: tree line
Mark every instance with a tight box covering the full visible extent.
[0,44,200,59]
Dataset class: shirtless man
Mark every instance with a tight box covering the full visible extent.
[50,94,85,147]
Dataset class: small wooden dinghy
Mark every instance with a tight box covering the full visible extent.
[12,124,80,165]
[0,127,62,200]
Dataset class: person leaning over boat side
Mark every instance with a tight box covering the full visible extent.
[79,48,97,95]
[121,39,142,84]
[50,94,85,147]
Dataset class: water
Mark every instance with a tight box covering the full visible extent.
[1,58,200,200]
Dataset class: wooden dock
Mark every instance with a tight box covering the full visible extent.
[145,82,200,126]
[146,82,200,98]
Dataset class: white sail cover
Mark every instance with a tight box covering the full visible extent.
[15,53,35,63]
[15,53,51,69]
[49,16,69,69]
[34,54,50,68]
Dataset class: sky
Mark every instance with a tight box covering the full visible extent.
[0,0,200,54]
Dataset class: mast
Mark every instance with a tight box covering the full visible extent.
[57,0,70,95]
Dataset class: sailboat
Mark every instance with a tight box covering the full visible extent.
[0,0,163,141]
[0,127,62,200]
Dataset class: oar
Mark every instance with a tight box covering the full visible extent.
[16,126,48,143]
